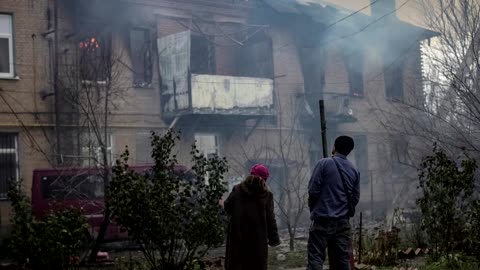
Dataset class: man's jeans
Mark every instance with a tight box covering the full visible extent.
[307,218,351,270]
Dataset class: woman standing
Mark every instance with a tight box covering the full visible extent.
[224,164,280,270]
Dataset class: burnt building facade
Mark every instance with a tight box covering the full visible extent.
[0,0,435,235]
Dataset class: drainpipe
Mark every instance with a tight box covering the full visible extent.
[53,0,61,164]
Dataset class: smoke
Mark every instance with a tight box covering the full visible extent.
[66,0,439,221]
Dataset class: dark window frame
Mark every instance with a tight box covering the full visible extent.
[344,51,365,97]
[190,34,216,75]
[129,27,153,88]
[390,135,411,182]
[391,136,409,166]
[0,13,15,78]
[235,31,274,79]
[77,27,112,83]
[384,52,406,102]
[353,134,368,185]
[0,133,19,200]
[194,133,220,157]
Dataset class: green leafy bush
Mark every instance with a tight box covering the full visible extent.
[8,181,88,269]
[417,146,478,259]
[465,200,480,259]
[110,130,228,270]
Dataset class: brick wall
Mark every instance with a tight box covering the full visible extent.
[0,0,53,233]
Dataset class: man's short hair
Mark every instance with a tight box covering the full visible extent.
[334,136,354,156]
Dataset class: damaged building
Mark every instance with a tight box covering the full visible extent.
[0,0,436,236]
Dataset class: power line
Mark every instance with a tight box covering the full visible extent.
[273,0,412,52]
[165,0,392,50]
[321,0,413,47]
[317,0,380,33]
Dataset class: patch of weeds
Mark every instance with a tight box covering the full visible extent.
[115,255,149,270]
[420,254,480,270]
[268,248,308,269]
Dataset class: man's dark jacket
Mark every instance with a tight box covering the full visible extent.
[308,154,360,219]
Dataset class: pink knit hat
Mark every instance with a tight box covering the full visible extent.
[250,164,269,181]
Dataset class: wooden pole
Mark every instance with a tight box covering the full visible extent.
[370,172,374,221]
[319,100,328,158]
[359,212,363,264]
[54,0,61,164]
[320,99,338,268]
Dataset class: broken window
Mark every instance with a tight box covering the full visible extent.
[136,130,163,164]
[0,14,14,78]
[390,135,410,182]
[344,52,364,97]
[191,35,215,74]
[130,28,152,88]
[236,32,273,78]
[353,135,368,185]
[81,133,113,167]
[0,133,18,199]
[300,47,325,97]
[391,136,409,165]
[194,133,219,185]
[78,33,111,82]
[384,55,405,101]
[194,134,219,158]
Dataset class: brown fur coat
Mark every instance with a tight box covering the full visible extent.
[224,176,280,270]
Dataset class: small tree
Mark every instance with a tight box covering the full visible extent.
[109,130,228,270]
[417,146,477,259]
[8,181,88,269]
[466,200,480,259]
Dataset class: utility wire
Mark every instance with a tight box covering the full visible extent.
[320,0,380,33]
[170,0,386,49]
[274,0,412,52]
[320,0,413,47]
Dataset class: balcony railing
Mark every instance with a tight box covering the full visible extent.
[160,74,274,118]
[190,74,274,115]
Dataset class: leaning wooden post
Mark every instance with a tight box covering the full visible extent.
[319,100,328,158]
[319,99,334,267]
[359,212,363,264]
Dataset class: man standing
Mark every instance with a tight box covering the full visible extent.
[307,136,360,270]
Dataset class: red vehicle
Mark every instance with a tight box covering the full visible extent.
[31,165,192,241]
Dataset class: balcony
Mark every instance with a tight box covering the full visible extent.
[190,74,274,115]
[158,30,274,119]
[301,92,357,125]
